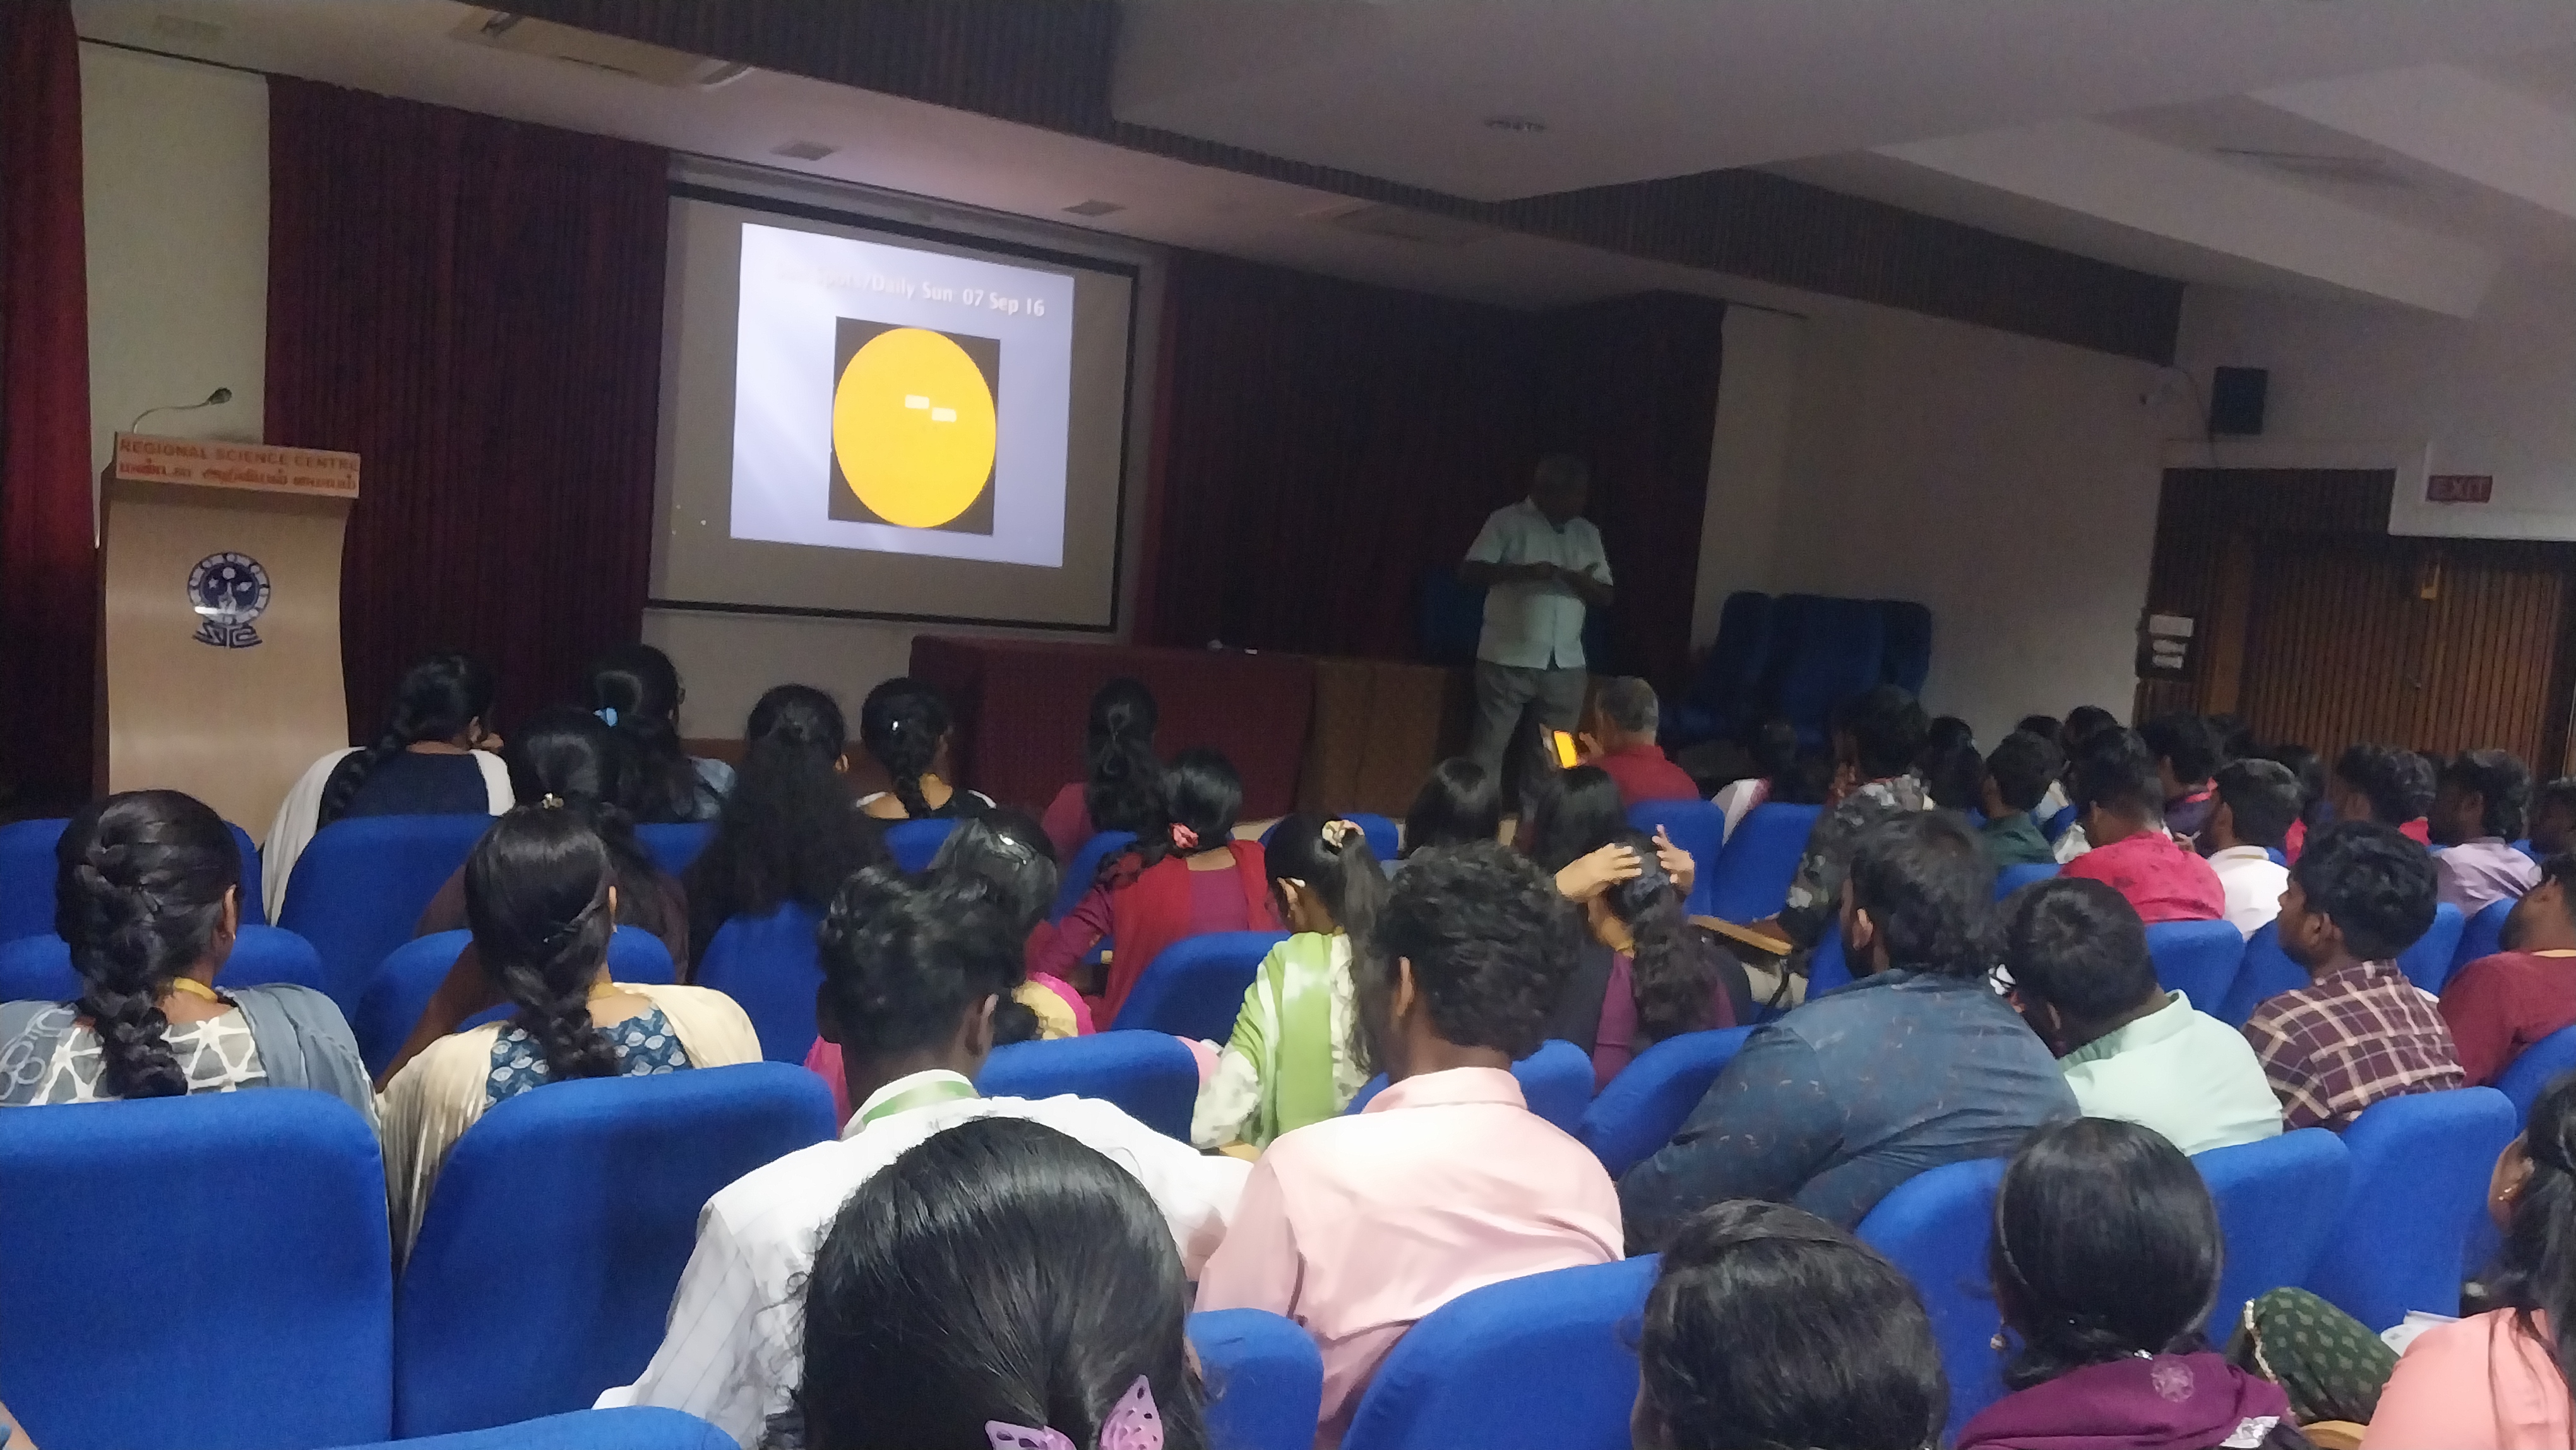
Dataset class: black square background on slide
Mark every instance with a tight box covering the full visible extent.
[828,318,1001,536]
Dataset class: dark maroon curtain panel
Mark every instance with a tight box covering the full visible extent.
[0,0,97,811]
[265,78,668,739]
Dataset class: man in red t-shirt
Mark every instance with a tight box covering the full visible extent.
[2443,851,2576,1085]
[1580,677,1700,808]
[2058,729,2226,925]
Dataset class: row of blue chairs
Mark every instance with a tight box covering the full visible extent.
[0,815,268,937]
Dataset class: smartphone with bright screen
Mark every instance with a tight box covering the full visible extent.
[1549,729,1580,769]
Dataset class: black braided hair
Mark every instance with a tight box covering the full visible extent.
[586,642,706,825]
[320,650,496,826]
[503,706,677,955]
[1083,676,1164,836]
[859,676,953,820]
[1597,829,1718,1043]
[54,790,241,1099]
[465,804,619,1082]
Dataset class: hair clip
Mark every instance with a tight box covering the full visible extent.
[594,706,619,728]
[987,1375,1162,1450]
[1169,823,1201,851]
[1321,818,1359,849]
[540,794,566,809]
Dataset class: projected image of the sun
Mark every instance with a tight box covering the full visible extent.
[828,320,1001,534]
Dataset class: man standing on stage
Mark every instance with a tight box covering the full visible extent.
[1458,453,1613,776]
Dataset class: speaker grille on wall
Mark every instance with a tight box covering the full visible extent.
[2210,367,2269,436]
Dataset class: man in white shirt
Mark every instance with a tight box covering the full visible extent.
[1459,454,1613,776]
[598,871,1248,1448]
[2202,758,2299,938]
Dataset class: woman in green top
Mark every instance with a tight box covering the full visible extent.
[1190,813,1387,1151]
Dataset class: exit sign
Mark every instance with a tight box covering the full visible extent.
[2428,473,2495,504]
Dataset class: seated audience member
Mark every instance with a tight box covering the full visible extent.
[1523,762,1630,870]
[1036,748,1279,1022]
[2141,713,2224,845]
[1712,717,1799,841]
[1760,685,1932,964]
[587,642,731,824]
[853,676,994,822]
[2020,712,2067,818]
[682,685,888,967]
[2435,749,2542,916]
[1193,815,1385,1151]
[2363,1072,2576,1448]
[1395,756,1503,868]
[0,791,372,1120]
[1582,677,1699,807]
[1919,736,1987,815]
[2202,758,2300,937]
[1632,1201,1947,1450]
[2441,853,2576,1086]
[388,707,692,1086]
[1977,729,2064,868]
[1620,813,2077,1240]
[1957,1119,2299,1450]
[2240,820,2463,1131]
[607,868,1243,1444]
[1551,830,1741,1090]
[2005,880,2281,1154]
[1195,842,1621,1445]
[2266,743,2330,865]
[2331,743,2435,845]
[2048,706,2124,862]
[379,805,760,1257]
[2057,731,2227,925]
[785,1117,1212,1450]
[1040,676,1163,860]
[2208,713,2259,768]
[2531,777,2576,861]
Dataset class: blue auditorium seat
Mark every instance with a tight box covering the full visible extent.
[1344,1039,1597,1135]
[354,926,677,1079]
[979,1030,1201,1141]
[2219,922,2306,1028]
[2497,1024,2576,1121]
[1875,599,1934,695]
[395,1064,835,1434]
[0,815,266,941]
[0,1092,393,1449]
[1763,595,1888,748]
[2145,918,2247,1016]
[1111,931,1287,1041]
[1341,1255,1657,1450]
[1190,1309,1326,1450]
[633,822,713,878]
[1806,932,1852,996]
[1994,862,2058,900]
[1574,1026,1753,1177]
[280,814,495,1013]
[2304,1087,2516,1331]
[1258,813,1398,863]
[1668,590,1774,749]
[1052,830,1138,921]
[885,817,958,873]
[0,923,326,1004]
[2041,804,2080,843]
[322,1408,734,1450]
[1703,803,1821,923]
[695,902,824,1063]
[2454,897,2514,980]
[2397,902,2467,995]
[2195,1129,2351,1328]
[1856,1156,2010,1441]
[1626,798,1724,916]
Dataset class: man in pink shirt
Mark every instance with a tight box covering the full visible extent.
[1195,841,1622,1447]
[2058,730,2226,925]
[1581,677,1700,808]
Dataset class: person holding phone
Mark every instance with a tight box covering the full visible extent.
[1460,454,1613,779]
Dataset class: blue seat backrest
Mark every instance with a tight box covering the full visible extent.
[2041,803,2079,843]
[356,926,676,1079]
[1856,1157,2010,1441]
[633,822,715,879]
[0,816,267,940]
[1626,798,1724,916]
[2145,919,2248,1016]
[2195,1129,2352,1327]
[2499,1024,2576,1122]
[1994,862,2058,900]
[323,1407,737,1450]
[1190,1309,1327,1450]
[1763,596,1888,747]
[395,1063,835,1434]
[696,903,825,1064]
[1806,933,1852,997]
[1672,591,1775,746]
[0,923,326,1005]
[1575,1026,1753,1177]
[1345,1040,1596,1135]
[885,817,958,873]
[2397,903,2467,995]
[2455,898,2514,979]
[2305,1086,2517,1331]
[280,814,496,1014]
[1342,1255,1657,1450]
[1111,931,1287,1040]
[1875,599,1933,694]
[978,1030,1201,1141]
[0,1092,393,1448]
[2219,922,2308,1028]
[1052,831,1139,921]
[1703,803,1822,923]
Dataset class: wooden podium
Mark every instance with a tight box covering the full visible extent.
[100,433,361,832]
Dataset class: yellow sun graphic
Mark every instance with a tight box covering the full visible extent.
[831,327,998,528]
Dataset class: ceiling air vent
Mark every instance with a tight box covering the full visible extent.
[1306,201,1494,247]
[454,11,753,88]
[2214,148,2412,189]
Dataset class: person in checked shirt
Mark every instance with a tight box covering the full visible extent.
[2241,820,2464,1130]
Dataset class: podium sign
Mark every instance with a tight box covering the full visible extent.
[101,433,360,833]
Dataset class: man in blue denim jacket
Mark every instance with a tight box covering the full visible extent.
[1620,812,2075,1243]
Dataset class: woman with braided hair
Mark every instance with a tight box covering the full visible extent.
[378,803,758,1259]
[853,676,994,822]
[0,791,372,1118]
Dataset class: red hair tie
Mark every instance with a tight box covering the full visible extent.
[1169,823,1201,851]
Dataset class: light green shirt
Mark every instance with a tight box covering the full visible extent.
[2060,991,2283,1156]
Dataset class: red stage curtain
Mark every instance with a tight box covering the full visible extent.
[265,79,668,739]
[0,0,97,811]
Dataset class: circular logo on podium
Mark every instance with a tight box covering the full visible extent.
[187,551,271,649]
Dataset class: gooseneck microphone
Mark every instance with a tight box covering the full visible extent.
[128,386,234,434]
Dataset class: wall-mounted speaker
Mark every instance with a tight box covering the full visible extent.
[2210,366,2269,436]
